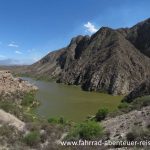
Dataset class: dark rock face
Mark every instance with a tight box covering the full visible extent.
[125,78,150,102]
[28,18,150,95]
[118,18,150,57]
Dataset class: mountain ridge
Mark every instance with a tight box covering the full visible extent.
[20,18,150,96]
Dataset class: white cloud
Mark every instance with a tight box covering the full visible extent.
[84,22,98,34]
[15,50,22,54]
[8,42,19,48]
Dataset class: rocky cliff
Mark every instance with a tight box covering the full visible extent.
[25,18,150,96]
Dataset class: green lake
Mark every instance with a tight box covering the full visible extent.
[22,77,123,122]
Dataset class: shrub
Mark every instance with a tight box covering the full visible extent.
[67,121,103,140]
[21,92,35,106]
[48,117,59,124]
[59,117,66,124]
[23,131,40,146]
[95,108,109,121]
[118,102,129,109]
[48,117,66,124]
[79,121,103,139]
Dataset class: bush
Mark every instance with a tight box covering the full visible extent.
[21,92,35,106]
[48,117,59,124]
[95,108,109,121]
[118,102,129,109]
[67,121,103,140]
[48,117,66,124]
[23,131,40,146]
[79,121,103,139]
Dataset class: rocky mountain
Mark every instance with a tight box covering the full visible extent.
[26,18,150,95]
[118,18,150,57]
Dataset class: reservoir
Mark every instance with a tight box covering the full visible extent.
[22,77,123,122]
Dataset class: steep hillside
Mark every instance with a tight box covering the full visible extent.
[125,78,150,102]
[57,28,150,95]
[29,35,90,79]
[19,18,150,95]
[118,18,150,57]
[30,48,66,77]
[127,18,150,57]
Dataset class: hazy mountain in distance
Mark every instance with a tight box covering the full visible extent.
[0,59,20,66]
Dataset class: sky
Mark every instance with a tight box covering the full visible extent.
[0,0,150,65]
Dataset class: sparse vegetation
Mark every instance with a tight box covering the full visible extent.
[118,102,129,109]
[95,108,109,122]
[126,127,150,142]
[48,117,67,125]
[23,131,41,147]
[0,125,23,147]
[67,121,103,140]
[0,90,38,122]
[21,91,36,106]
[120,96,150,112]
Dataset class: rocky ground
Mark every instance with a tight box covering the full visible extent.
[0,109,25,132]
[102,106,150,140]
[0,70,38,93]
[0,70,37,131]
[0,70,68,150]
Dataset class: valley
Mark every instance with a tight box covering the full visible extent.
[0,17,150,150]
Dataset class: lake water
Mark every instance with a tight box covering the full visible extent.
[22,77,123,122]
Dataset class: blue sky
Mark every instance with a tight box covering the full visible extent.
[0,0,150,65]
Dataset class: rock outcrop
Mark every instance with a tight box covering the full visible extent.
[0,70,38,93]
[0,70,38,131]
[0,109,25,131]
[26,18,150,96]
